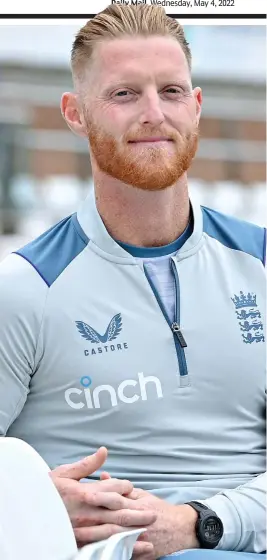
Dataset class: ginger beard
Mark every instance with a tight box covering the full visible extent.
[86,116,199,191]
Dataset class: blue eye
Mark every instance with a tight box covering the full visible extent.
[115,91,130,97]
[165,87,182,94]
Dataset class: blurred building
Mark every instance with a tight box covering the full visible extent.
[0,24,266,255]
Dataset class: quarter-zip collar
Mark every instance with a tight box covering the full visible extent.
[75,187,204,262]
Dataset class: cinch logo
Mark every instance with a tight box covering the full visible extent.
[76,313,129,356]
[231,291,264,344]
[65,373,163,409]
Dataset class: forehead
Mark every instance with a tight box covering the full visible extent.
[90,36,190,84]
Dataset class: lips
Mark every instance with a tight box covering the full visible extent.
[129,137,172,143]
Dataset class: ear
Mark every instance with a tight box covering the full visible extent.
[193,87,202,126]
[61,92,88,138]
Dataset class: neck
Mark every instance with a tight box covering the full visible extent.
[93,169,190,248]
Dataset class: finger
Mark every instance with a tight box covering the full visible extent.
[91,493,146,511]
[127,488,143,500]
[87,491,133,510]
[100,471,111,480]
[103,508,157,527]
[137,532,150,541]
[74,523,130,546]
[91,477,133,495]
[52,447,108,481]
[132,540,155,558]
[78,481,133,511]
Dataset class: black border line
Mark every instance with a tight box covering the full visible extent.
[0,13,266,19]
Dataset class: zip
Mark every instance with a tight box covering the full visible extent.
[171,322,187,348]
[143,261,189,381]
[170,258,189,380]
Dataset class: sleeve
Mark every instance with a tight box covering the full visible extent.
[0,253,47,435]
[198,472,266,553]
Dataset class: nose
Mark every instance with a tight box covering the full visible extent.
[138,91,164,127]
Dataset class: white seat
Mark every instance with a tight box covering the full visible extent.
[0,437,78,560]
[0,437,146,560]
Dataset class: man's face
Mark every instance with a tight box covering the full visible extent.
[81,35,201,191]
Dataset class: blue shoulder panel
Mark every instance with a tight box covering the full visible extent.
[202,206,266,265]
[14,214,89,287]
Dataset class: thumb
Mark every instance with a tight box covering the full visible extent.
[51,447,108,481]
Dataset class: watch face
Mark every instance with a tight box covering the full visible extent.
[202,516,223,543]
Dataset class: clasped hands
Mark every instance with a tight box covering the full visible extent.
[50,447,199,559]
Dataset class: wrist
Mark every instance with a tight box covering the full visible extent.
[174,504,200,550]
[183,504,200,545]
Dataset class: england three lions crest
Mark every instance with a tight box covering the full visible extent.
[231,291,264,344]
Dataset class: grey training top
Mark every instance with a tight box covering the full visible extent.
[0,190,266,552]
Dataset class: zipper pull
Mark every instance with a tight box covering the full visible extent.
[171,322,187,348]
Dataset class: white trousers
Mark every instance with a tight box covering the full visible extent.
[0,437,145,560]
[0,437,77,560]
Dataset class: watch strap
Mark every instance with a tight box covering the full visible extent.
[185,501,223,549]
[186,501,211,514]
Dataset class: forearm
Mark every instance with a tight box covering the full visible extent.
[198,472,266,553]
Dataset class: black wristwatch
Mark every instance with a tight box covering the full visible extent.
[186,501,224,549]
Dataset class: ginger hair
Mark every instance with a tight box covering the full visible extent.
[71,4,191,83]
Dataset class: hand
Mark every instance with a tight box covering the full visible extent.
[126,488,200,558]
[101,473,199,558]
[50,448,156,555]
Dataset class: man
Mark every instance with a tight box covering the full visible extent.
[0,4,266,559]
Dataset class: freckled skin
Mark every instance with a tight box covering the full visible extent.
[81,36,201,190]
[62,35,202,246]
